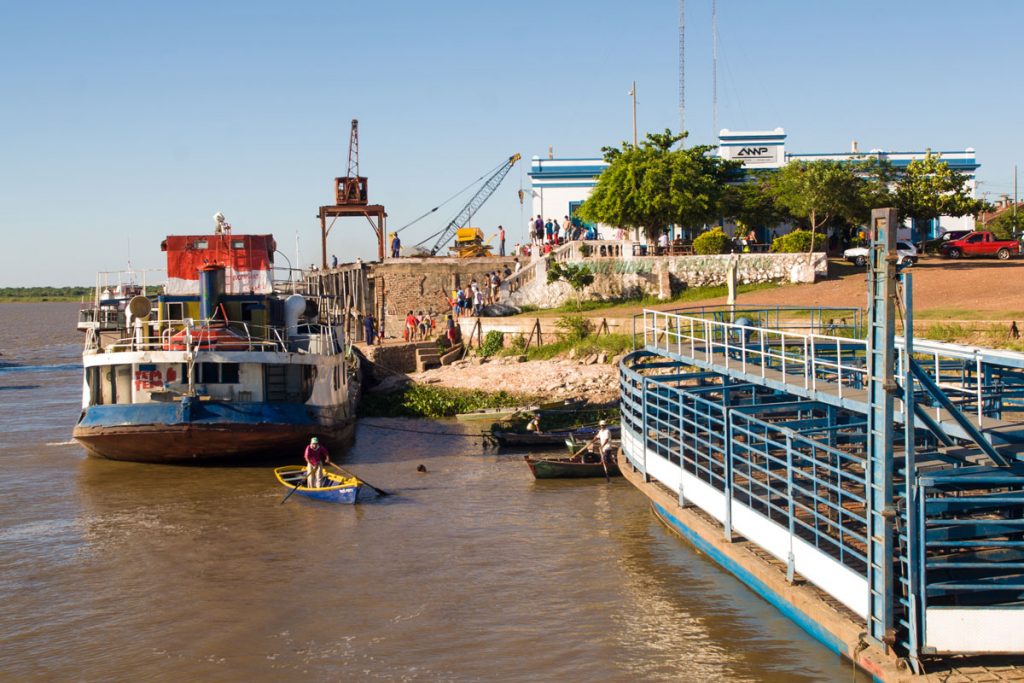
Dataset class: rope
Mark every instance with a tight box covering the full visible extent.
[396,159,509,236]
[357,421,484,438]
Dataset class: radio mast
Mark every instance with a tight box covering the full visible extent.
[678,0,685,141]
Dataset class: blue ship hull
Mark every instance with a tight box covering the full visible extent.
[73,400,355,463]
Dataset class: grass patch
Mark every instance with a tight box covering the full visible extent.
[517,282,779,316]
[922,322,1024,352]
[523,332,634,361]
[914,308,1024,322]
[359,384,534,419]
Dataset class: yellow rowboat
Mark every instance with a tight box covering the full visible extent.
[274,465,361,504]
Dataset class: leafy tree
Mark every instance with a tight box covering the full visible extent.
[576,129,740,242]
[766,160,863,259]
[720,179,791,232]
[983,207,1023,240]
[547,259,595,311]
[890,153,988,240]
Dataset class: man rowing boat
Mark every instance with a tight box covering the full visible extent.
[304,437,331,488]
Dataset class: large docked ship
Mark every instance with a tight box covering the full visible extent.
[73,230,360,462]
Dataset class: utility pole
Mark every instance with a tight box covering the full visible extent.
[629,80,638,147]
[1015,164,1019,237]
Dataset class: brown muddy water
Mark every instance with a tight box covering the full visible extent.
[0,302,865,681]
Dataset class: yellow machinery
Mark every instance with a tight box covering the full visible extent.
[449,227,493,258]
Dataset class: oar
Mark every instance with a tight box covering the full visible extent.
[329,462,390,497]
[280,475,306,505]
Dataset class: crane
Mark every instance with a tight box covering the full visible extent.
[420,153,521,256]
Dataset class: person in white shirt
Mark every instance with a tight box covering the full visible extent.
[597,420,613,465]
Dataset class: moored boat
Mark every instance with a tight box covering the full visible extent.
[524,451,621,479]
[274,465,361,504]
[72,226,361,463]
[491,424,621,449]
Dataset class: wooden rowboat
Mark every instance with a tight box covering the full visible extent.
[524,452,621,479]
[492,424,621,450]
[274,465,362,504]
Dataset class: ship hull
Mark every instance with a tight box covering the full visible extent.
[73,401,355,463]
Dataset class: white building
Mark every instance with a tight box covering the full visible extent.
[528,129,979,241]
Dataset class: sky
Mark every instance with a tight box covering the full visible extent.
[2,0,1023,286]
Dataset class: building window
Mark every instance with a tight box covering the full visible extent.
[199,362,240,384]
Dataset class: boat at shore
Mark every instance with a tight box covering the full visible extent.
[491,424,620,449]
[274,465,361,504]
[524,451,621,479]
[73,230,360,463]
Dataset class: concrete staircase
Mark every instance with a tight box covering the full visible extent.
[414,341,441,373]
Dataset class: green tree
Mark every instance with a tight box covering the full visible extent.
[547,259,595,311]
[983,208,1023,240]
[890,153,988,240]
[766,160,863,259]
[720,179,791,233]
[576,129,740,242]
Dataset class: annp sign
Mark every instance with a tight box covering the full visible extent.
[719,129,786,168]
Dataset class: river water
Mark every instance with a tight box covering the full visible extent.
[0,302,863,682]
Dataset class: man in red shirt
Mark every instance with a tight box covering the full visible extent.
[304,436,331,488]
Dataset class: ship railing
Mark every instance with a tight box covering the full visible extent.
[639,308,1022,428]
[96,318,291,354]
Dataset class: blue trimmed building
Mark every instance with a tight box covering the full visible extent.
[528,128,979,241]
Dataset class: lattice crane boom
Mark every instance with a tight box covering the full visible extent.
[427,153,521,256]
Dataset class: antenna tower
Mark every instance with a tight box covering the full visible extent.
[678,0,685,139]
[712,0,718,139]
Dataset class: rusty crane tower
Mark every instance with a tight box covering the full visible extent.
[318,119,388,266]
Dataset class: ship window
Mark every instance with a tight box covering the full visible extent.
[199,362,240,384]
[165,302,184,322]
[232,240,245,249]
[194,240,208,249]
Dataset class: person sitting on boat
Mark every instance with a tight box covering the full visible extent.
[526,414,540,432]
[597,420,613,466]
[304,437,331,488]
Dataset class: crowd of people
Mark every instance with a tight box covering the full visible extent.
[529,214,598,252]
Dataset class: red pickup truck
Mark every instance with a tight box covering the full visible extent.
[939,231,1021,260]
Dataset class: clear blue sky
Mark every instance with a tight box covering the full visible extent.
[2,0,1022,286]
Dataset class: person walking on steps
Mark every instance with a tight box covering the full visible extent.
[304,437,331,488]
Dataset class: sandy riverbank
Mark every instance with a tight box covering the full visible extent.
[388,354,622,404]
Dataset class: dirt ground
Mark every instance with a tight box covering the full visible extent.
[404,355,621,404]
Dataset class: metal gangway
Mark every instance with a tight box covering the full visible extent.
[620,210,1024,673]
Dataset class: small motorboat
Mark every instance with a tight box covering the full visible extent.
[274,465,362,504]
[524,448,621,479]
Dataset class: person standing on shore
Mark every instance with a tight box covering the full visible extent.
[405,310,418,342]
[533,215,544,246]
[544,218,553,245]
[597,420,613,467]
[363,313,377,345]
[390,233,401,259]
[304,437,331,488]
[498,225,506,256]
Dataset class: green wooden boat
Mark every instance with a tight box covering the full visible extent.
[524,452,621,479]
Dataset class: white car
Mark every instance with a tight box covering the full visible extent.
[843,241,918,267]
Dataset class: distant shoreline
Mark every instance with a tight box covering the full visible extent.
[0,297,84,303]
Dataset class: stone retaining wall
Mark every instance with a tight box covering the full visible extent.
[370,256,519,334]
[507,252,827,309]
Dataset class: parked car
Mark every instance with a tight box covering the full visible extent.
[843,241,918,267]
[922,230,971,254]
[939,231,1021,260]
